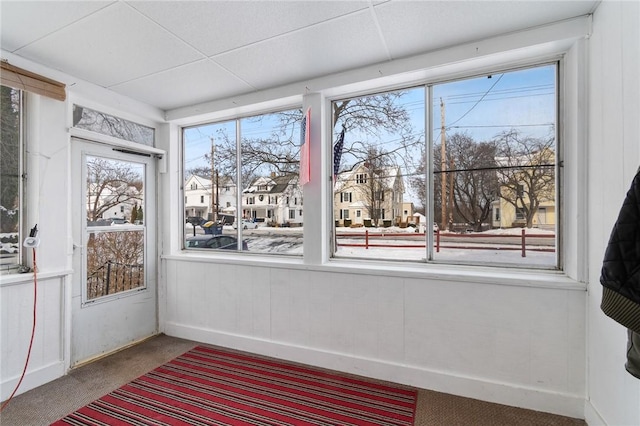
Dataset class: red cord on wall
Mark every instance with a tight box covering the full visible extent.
[0,248,37,412]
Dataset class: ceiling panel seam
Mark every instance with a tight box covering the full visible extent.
[123,1,208,61]
[367,2,392,61]
[205,8,373,59]
[12,1,118,54]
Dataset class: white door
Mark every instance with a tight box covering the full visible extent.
[71,138,157,367]
[537,207,547,225]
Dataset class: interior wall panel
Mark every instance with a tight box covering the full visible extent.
[163,259,586,417]
[585,1,640,425]
[0,276,65,400]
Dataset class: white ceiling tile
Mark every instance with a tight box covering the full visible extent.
[1,0,598,111]
[375,1,597,59]
[0,1,114,52]
[214,11,388,90]
[14,2,203,87]
[128,0,371,56]
[111,59,254,110]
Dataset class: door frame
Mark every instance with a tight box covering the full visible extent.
[70,137,160,367]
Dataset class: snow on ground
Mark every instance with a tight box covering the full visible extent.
[481,227,554,235]
[333,229,555,267]
[334,244,555,268]
[187,224,557,267]
[0,232,19,254]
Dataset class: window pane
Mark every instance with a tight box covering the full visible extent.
[183,109,304,255]
[331,64,558,269]
[239,110,303,254]
[431,65,557,268]
[86,230,144,300]
[84,156,146,300]
[0,86,22,272]
[332,87,426,261]
[183,121,239,251]
[73,105,155,146]
[86,156,144,226]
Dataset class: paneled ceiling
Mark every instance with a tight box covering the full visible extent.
[1,1,598,112]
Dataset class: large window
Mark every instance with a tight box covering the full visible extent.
[332,64,558,269]
[183,108,304,255]
[0,86,23,272]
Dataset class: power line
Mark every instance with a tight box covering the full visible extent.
[447,74,504,127]
[433,163,555,174]
[441,84,553,103]
[449,123,553,129]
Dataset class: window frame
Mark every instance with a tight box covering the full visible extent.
[328,61,562,271]
[181,105,305,255]
[0,86,25,274]
[167,27,587,286]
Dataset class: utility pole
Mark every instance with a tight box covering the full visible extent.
[215,171,220,223]
[448,156,454,229]
[210,138,216,222]
[440,98,447,231]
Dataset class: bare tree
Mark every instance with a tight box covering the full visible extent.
[411,133,499,230]
[185,165,213,178]
[333,92,412,135]
[279,91,421,177]
[447,133,498,231]
[338,145,398,226]
[1,86,20,234]
[86,157,143,221]
[86,230,144,299]
[493,130,555,228]
[200,92,419,196]
[73,106,153,145]
[209,115,301,191]
[331,92,421,173]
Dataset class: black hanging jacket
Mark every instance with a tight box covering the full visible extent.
[600,169,640,334]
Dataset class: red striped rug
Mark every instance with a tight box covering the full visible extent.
[52,346,417,425]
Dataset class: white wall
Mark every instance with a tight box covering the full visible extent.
[0,54,165,399]
[163,259,586,417]
[0,275,67,400]
[3,3,639,423]
[585,2,640,425]
[0,94,70,400]
[160,19,594,419]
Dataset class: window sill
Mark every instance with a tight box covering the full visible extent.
[0,268,73,287]
[161,252,584,291]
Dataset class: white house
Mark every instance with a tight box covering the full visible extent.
[242,173,303,225]
[334,165,404,226]
[184,174,237,221]
[1,2,638,425]
[87,182,141,223]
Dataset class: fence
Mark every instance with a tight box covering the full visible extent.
[336,229,555,257]
[86,260,144,300]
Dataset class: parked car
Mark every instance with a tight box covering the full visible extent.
[110,218,129,225]
[185,234,248,250]
[186,216,203,225]
[232,219,258,230]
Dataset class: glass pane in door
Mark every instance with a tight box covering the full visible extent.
[85,156,145,301]
[86,229,144,300]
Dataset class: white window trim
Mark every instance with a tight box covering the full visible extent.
[166,17,588,286]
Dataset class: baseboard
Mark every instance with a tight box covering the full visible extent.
[584,399,607,426]
[165,322,586,419]
[1,360,65,401]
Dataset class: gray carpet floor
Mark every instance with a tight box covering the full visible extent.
[0,334,585,425]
